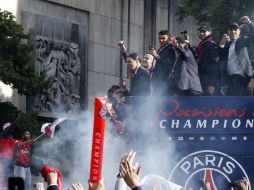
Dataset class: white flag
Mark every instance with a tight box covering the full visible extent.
[41,117,67,138]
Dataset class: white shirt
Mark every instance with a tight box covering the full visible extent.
[227,40,246,77]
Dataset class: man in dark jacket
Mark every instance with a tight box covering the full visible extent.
[219,16,254,95]
[195,24,221,95]
[149,30,176,95]
[172,37,203,96]
[126,53,151,96]
[118,41,154,75]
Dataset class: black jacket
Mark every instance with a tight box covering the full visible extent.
[129,66,151,96]
[47,185,58,190]
[151,43,176,95]
[195,36,221,93]
[174,47,203,93]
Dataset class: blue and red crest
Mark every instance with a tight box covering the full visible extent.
[99,107,108,119]
[169,150,250,190]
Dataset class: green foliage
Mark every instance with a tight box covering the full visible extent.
[0,9,47,96]
[0,102,41,139]
[14,112,41,139]
[0,101,20,126]
[176,0,254,41]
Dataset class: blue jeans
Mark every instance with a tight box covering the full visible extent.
[0,158,14,185]
[14,165,31,190]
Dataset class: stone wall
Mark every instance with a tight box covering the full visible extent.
[0,0,198,111]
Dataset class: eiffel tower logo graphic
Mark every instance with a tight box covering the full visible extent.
[201,169,217,190]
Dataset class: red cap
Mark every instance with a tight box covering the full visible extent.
[41,165,62,190]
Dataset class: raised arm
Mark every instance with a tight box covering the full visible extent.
[239,16,254,44]
[15,139,34,148]
[118,41,128,63]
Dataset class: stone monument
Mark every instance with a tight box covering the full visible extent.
[22,11,88,114]
[35,36,81,113]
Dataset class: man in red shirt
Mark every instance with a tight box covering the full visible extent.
[14,131,34,190]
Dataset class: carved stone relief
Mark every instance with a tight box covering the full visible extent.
[35,36,81,113]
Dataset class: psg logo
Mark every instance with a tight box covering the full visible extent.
[169,150,251,190]
[99,107,108,119]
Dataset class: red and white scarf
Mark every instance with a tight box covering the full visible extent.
[195,36,213,63]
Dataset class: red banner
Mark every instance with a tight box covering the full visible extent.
[89,97,107,183]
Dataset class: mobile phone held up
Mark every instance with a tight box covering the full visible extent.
[149,45,154,50]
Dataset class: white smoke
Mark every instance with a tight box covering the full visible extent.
[32,96,180,190]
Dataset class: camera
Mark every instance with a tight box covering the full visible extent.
[180,30,188,35]
[175,37,186,44]
[149,45,154,50]
[180,30,189,42]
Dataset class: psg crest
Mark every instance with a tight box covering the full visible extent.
[169,150,251,190]
[99,107,108,119]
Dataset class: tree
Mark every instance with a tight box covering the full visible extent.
[0,9,47,96]
[0,102,41,138]
[176,0,254,41]
[0,101,20,127]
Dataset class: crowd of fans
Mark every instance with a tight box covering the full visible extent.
[1,146,250,190]
[0,121,251,190]
[39,150,250,190]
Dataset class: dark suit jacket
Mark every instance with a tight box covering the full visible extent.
[195,37,220,92]
[129,66,151,96]
[47,185,58,190]
[220,23,254,78]
[151,43,176,95]
[174,47,203,93]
